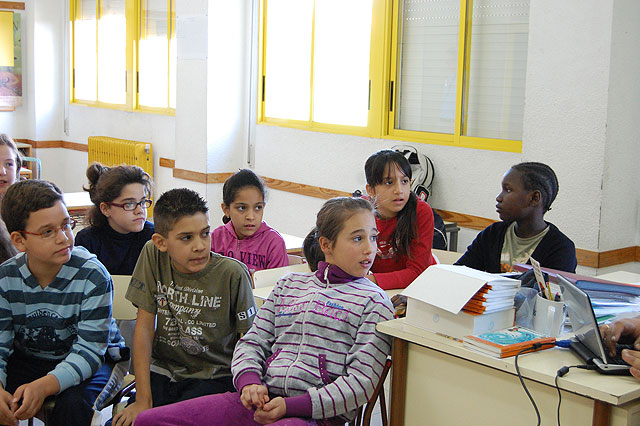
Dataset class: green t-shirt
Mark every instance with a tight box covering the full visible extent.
[500,222,549,273]
[126,241,256,381]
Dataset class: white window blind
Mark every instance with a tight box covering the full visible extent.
[263,0,373,127]
[395,0,461,134]
[463,0,529,140]
[97,0,126,104]
[73,0,97,101]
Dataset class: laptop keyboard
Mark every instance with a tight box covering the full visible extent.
[608,343,634,365]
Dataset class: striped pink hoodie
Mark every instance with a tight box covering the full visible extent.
[231,262,394,423]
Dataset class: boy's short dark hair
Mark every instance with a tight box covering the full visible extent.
[153,188,208,236]
[1,180,64,233]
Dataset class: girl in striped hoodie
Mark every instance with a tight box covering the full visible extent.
[135,197,394,426]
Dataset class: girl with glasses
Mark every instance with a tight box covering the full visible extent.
[75,162,155,275]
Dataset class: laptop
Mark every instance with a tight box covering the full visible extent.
[557,275,631,375]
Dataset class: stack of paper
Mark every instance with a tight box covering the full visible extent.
[401,265,521,339]
[576,280,640,319]
[462,282,520,315]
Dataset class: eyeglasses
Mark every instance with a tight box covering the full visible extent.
[21,219,76,239]
[108,199,153,211]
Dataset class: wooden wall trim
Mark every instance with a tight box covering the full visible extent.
[0,2,25,10]
[159,157,175,168]
[435,209,496,231]
[15,139,87,152]
[262,177,351,199]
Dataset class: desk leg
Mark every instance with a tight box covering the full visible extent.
[390,337,407,426]
[592,400,611,426]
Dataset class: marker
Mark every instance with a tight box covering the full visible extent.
[554,292,561,302]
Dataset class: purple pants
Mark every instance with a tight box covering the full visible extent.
[134,392,344,426]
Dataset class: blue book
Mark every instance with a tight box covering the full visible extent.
[462,326,556,358]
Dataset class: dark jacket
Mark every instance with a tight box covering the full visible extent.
[455,221,577,273]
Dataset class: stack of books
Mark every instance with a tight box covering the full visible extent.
[463,326,556,358]
[461,282,521,316]
[402,265,521,339]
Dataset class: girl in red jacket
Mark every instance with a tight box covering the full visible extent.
[364,149,436,290]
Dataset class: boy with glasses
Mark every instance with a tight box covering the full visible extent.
[0,180,125,426]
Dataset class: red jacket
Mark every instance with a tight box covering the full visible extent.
[371,199,436,289]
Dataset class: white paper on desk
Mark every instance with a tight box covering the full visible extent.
[401,264,520,314]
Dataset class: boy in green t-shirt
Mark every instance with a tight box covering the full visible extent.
[112,188,256,426]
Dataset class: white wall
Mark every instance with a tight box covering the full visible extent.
[599,0,640,251]
[8,0,640,271]
[0,1,31,138]
[255,0,633,254]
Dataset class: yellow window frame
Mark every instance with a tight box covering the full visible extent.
[386,0,523,153]
[69,0,175,115]
[257,0,386,138]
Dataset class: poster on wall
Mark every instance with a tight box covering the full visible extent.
[0,12,22,110]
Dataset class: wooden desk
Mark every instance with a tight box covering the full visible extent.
[281,233,304,255]
[63,191,93,224]
[597,271,640,285]
[378,318,640,426]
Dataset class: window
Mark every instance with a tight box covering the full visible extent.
[259,0,375,133]
[70,0,176,112]
[259,0,530,152]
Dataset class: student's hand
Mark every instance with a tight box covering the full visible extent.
[621,349,640,380]
[253,396,286,425]
[240,384,269,410]
[601,317,640,357]
[391,294,407,318]
[365,273,377,284]
[11,377,55,420]
[0,388,17,426]
[112,400,151,426]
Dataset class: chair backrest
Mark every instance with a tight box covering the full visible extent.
[287,254,306,265]
[431,249,463,265]
[111,275,137,320]
[253,264,311,289]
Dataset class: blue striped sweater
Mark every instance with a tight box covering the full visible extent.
[231,263,394,421]
[0,246,122,392]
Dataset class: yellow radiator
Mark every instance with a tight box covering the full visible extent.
[88,136,154,216]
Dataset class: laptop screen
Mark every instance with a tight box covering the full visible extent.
[557,275,609,363]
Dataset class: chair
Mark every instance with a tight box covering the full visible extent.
[287,254,306,265]
[431,248,463,265]
[21,156,42,180]
[349,356,392,426]
[27,275,137,425]
[253,263,310,289]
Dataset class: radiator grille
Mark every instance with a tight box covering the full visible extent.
[88,136,154,216]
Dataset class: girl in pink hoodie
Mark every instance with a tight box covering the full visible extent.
[211,169,288,274]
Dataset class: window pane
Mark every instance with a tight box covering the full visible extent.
[74,0,97,101]
[264,0,313,121]
[139,0,169,108]
[395,0,460,134]
[463,0,529,140]
[97,0,126,104]
[313,0,372,127]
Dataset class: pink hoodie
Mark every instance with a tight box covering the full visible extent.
[211,221,288,274]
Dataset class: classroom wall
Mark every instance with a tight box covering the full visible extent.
[599,0,640,251]
[0,1,31,138]
[254,0,640,257]
[4,0,639,271]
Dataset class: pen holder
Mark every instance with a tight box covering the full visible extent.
[532,292,566,338]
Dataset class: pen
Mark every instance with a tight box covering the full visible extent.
[435,332,462,343]
[554,292,561,302]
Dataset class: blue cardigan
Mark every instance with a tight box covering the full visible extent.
[455,221,577,273]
